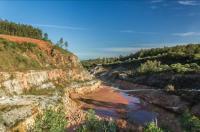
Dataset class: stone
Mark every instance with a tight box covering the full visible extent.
[191,103,200,118]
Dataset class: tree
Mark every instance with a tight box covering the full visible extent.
[59,38,64,44]
[57,38,64,47]
[64,41,68,48]
[43,33,48,41]
[0,20,43,39]
[56,38,68,49]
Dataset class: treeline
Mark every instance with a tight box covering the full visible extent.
[81,57,119,69]
[82,44,200,68]
[0,19,43,39]
[125,44,200,60]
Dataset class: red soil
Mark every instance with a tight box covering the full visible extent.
[0,34,52,52]
[79,85,129,105]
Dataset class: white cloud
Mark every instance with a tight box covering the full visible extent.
[120,30,157,34]
[178,0,200,6]
[102,47,143,52]
[33,24,86,30]
[120,30,134,33]
[172,32,200,37]
[151,0,164,3]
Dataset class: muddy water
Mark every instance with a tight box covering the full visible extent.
[72,84,157,126]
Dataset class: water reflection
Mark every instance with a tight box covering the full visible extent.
[79,86,158,126]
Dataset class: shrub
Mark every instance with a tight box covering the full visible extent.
[171,63,189,73]
[77,109,116,132]
[180,112,200,132]
[144,122,164,132]
[165,84,175,92]
[33,108,67,132]
[137,60,162,74]
[136,60,200,75]
[193,53,200,60]
[190,63,200,70]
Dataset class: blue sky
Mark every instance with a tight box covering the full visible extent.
[1,0,200,59]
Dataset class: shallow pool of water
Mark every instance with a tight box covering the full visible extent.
[78,85,158,125]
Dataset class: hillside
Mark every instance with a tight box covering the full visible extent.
[82,44,200,69]
[83,44,200,91]
[0,34,100,131]
[0,34,75,71]
[83,44,200,123]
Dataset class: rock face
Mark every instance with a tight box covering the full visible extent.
[0,70,99,131]
[0,68,92,96]
[0,95,62,131]
[0,36,100,131]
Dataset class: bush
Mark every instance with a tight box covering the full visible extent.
[171,63,189,73]
[165,84,175,92]
[180,112,200,132]
[193,53,200,60]
[144,122,164,132]
[137,60,162,74]
[33,108,67,132]
[136,60,200,75]
[77,109,116,132]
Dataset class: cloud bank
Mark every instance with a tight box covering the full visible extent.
[33,24,86,30]
[172,32,200,37]
[178,0,200,6]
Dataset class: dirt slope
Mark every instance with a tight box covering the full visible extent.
[0,34,51,51]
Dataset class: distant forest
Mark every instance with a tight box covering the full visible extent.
[82,44,200,69]
[0,19,43,39]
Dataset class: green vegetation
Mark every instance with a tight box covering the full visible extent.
[52,45,70,55]
[82,44,200,70]
[0,38,73,71]
[180,112,200,132]
[144,122,164,132]
[33,109,117,132]
[77,109,116,132]
[136,60,200,74]
[0,19,43,39]
[82,57,119,69]
[136,60,163,74]
[0,38,41,70]
[130,44,200,59]
[33,108,67,132]
[56,37,68,50]
[0,38,37,51]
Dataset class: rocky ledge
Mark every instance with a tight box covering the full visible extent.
[0,68,101,132]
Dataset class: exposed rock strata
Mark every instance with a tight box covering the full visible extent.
[0,63,100,131]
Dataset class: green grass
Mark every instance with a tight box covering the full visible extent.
[77,109,116,132]
[144,122,164,132]
[0,38,41,71]
[33,108,67,132]
[0,38,74,71]
[180,112,200,132]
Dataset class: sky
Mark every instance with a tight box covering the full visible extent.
[1,0,200,60]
